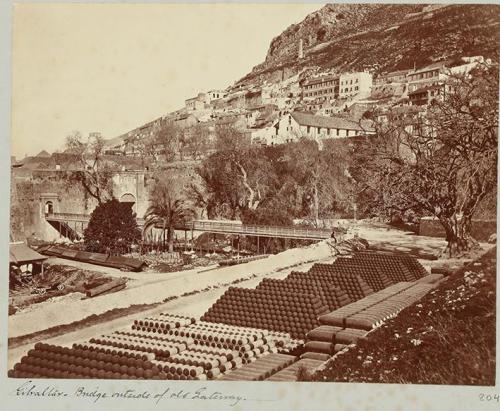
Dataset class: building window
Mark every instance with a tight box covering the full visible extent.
[307,126,310,133]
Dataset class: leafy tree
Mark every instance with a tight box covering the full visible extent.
[144,178,195,252]
[354,64,498,255]
[84,198,141,254]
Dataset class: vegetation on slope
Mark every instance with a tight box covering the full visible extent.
[306,247,496,385]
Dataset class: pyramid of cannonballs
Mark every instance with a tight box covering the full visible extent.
[330,257,394,291]
[285,272,352,310]
[351,252,425,282]
[295,263,374,301]
[201,286,329,340]
[256,277,350,312]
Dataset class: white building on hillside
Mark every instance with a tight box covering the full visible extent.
[255,111,375,146]
[206,90,227,102]
[339,72,373,99]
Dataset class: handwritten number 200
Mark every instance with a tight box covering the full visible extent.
[479,393,500,402]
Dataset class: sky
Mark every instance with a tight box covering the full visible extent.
[11,3,323,159]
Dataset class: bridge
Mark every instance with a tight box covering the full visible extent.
[190,220,333,241]
[45,213,334,241]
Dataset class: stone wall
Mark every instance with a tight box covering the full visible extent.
[10,163,201,242]
[10,170,98,242]
[419,217,497,242]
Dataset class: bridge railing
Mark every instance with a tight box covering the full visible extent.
[45,212,90,221]
[46,212,146,226]
[191,220,332,239]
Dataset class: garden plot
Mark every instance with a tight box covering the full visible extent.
[9,264,115,313]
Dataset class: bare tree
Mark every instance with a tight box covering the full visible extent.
[155,119,180,162]
[355,64,498,256]
[65,131,115,204]
[185,123,210,160]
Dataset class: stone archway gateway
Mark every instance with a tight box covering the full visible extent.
[39,193,59,217]
[120,193,136,212]
[45,201,54,214]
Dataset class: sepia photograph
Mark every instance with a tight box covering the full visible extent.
[2,1,499,409]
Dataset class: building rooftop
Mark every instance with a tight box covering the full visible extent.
[303,74,339,86]
[10,242,47,265]
[411,60,453,75]
[35,150,51,158]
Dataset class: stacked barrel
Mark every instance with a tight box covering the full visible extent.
[219,353,297,381]
[9,313,301,381]
[330,257,393,291]
[266,358,325,382]
[201,286,329,340]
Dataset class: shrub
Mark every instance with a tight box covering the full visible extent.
[84,198,141,254]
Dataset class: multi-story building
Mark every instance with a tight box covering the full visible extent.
[301,74,340,102]
[406,57,484,103]
[374,68,412,85]
[408,84,445,106]
[406,61,448,93]
[339,72,373,99]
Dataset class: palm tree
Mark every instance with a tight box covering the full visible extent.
[143,179,195,253]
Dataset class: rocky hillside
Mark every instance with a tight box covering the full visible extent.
[236,4,500,87]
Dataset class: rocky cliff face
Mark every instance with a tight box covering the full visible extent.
[236,4,499,87]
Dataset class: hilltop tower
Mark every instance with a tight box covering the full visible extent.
[298,39,304,59]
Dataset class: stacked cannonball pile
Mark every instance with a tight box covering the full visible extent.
[397,254,429,279]
[286,272,352,309]
[330,257,393,291]
[201,286,329,340]
[355,252,428,279]
[351,252,419,282]
[290,264,374,302]
[256,278,333,310]
[8,343,161,379]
